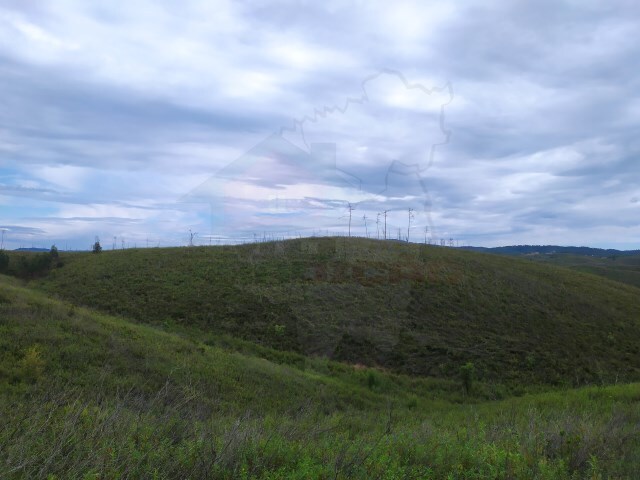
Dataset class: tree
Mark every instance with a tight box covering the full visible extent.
[18,252,52,278]
[92,237,102,254]
[49,245,59,259]
[0,250,8,273]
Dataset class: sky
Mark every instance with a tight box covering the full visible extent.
[1,0,639,250]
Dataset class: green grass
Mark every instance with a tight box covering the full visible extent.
[1,274,640,478]
[11,237,640,389]
[523,253,640,289]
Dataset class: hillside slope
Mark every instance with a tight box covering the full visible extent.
[526,253,640,290]
[2,274,640,478]
[23,237,640,388]
[460,246,640,289]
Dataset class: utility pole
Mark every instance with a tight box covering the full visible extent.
[189,229,197,247]
[347,203,354,237]
[407,208,414,243]
[363,214,368,238]
[376,213,381,240]
[424,226,428,244]
[0,229,5,250]
[121,238,125,250]
[383,210,388,240]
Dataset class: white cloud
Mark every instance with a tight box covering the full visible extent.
[1,0,639,249]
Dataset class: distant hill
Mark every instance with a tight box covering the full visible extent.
[460,245,640,257]
[13,247,49,252]
[14,237,640,389]
[460,245,640,289]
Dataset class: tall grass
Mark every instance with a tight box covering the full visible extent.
[2,382,639,479]
[1,274,640,478]
[17,237,640,389]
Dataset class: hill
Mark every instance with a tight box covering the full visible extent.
[10,237,640,389]
[461,245,640,289]
[523,253,640,290]
[2,274,640,478]
[460,245,640,257]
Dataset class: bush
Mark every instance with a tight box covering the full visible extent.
[0,250,8,273]
[460,362,475,395]
[17,252,53,279]
[20,344,46,382]
[367,371,379,390]
[92,241,102,254]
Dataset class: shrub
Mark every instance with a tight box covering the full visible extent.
[367,371,379,390]
[16,252,53,279]
[460,362,475,395]
[20,344,46,382]
[0,249,8,272]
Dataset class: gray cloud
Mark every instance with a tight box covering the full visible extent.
[1,0,639,249]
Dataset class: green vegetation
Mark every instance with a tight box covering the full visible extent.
[459,362,475,395]
[525,252,640,290]
[18,237,640,389]
[2,238,640,477]
[0,249,8,273]
[3,248,61,279]
[2,274,640,478]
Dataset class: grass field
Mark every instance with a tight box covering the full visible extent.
[2,274,640,478]
[525,253,640,290]
[2,238,640,478]
[11,237,640,390]
[461,246,640,290]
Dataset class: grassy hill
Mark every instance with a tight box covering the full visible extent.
[461,245,640,257]
[1,274,639,478]
[461,245,640,290]
[8,237,640,390]
[525,253,640,290]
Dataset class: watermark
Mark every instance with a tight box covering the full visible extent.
[183,69,453,244]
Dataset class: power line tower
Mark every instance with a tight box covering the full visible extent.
[407,208,414,243]
[189,229,198,247]
[376,213,381,240]
[424,226,428,244]
[362,214,369,238]
[347,203,354,237]
[383,210,388,240]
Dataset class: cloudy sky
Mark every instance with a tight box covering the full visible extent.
[1,0,639,249]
